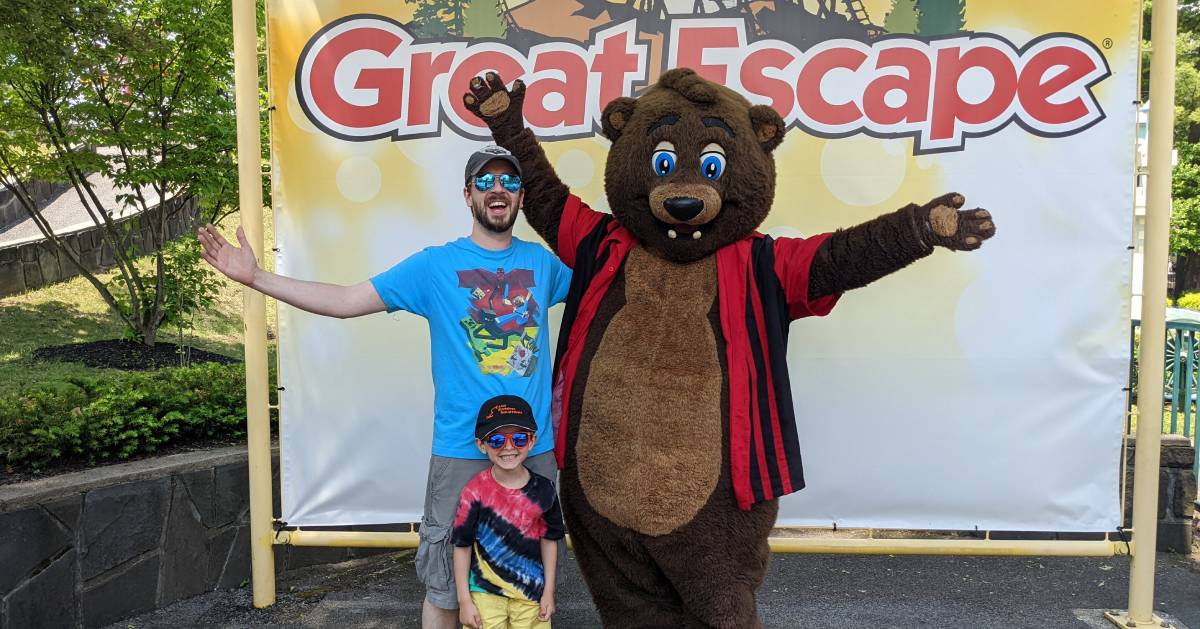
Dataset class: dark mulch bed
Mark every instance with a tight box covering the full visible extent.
[33,339,241,370]
[0,435,247,486]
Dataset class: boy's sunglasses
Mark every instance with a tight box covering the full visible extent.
[473,173,522,193]
[484,431,532,450]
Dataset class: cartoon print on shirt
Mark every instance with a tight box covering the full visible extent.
[457,267,541,376]
[506,340,536,376]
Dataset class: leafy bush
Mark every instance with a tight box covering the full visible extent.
[105,238,222,345]
[1177,292,1200,311]
[0,362,252,470]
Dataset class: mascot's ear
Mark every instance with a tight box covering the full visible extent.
[749,104,787,153]
[601,97,637,142]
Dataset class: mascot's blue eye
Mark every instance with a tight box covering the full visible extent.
[701,152,726,180]
[651,150,676,177]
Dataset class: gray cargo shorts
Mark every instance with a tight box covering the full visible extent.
[417,451,560,609]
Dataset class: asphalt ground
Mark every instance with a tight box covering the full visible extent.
[107,547,1200,629]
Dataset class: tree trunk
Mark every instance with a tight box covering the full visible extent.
[1171,251,1200,299]
[141,326,157,347]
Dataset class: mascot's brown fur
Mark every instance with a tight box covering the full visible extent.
[464,69,995,628]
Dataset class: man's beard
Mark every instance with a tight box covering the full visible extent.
[472,197,518,233]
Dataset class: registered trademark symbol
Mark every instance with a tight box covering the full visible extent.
[1103,38,1113,49]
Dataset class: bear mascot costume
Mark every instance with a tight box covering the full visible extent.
[463,68,995,628]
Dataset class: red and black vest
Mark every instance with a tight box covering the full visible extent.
[550,195,840,510]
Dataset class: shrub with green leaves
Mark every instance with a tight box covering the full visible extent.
[0,362,252,470]
[1177,292,1200,311]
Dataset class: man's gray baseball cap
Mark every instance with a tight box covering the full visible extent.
[465,145,522,183]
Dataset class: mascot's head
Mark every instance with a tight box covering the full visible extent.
[601,68,786,263]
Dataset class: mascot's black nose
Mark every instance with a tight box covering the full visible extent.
[664,197,704,222]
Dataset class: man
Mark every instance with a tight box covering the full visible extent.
[197,146,571,629]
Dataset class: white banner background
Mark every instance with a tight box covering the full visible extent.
[271,1,1137,531]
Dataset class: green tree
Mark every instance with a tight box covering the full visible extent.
[1141,2,1200,295]
[406,0,471,37]
[1172,144,1200,250]
[884,0,919,35]
[1171,140,1200,297]
[0,0,240,346]
[916,0,966,36]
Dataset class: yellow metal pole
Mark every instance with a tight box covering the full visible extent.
[1129,0,1177,618]
[232,0,275,608]
[1109,0,1177,627]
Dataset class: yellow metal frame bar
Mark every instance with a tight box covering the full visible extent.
[768,538,1123,557]
[277,530,420,548]
[236,0,1171,616]
[274,529,1125,557]
[1108,0,1178,626]
[232,0,274,609]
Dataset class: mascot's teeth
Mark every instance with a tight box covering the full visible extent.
[667,229,678,239]
[692,231,702,240]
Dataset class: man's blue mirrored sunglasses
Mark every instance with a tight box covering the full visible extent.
[473,173,522,193]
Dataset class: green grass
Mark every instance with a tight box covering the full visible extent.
[1128,404,1199,438]
[0,211,277,396]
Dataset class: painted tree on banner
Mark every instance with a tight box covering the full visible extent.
[406,0,471,36]
[884,0,919,34]
[917,0,966,36]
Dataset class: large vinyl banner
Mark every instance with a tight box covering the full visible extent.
[268,0,1139,530]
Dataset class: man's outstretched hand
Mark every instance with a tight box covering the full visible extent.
[197,224,259,286]
[917,193,996,251]
[463,72,526,137]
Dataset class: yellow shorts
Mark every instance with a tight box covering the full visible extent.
[466,591,550,629]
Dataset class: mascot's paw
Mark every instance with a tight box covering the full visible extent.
[920,193,996,251]
[463,72,526,136]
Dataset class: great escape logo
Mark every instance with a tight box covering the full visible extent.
[295,15,1110,154]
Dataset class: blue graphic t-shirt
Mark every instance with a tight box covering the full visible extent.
[370,237,571,459]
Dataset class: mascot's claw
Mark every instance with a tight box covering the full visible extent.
[463,72,526,134]
[920,193,995,252]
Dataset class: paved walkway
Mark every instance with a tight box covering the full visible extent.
[108,548,1200,628]
[0,165,159,248]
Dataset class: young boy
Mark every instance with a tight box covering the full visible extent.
[451,395,565,629]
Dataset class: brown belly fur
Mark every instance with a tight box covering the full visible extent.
[577,245,723,536]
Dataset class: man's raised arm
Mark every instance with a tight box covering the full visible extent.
[197,224,385,319]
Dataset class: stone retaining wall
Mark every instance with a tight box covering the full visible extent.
[0,436,1193,628]
[0,195,198,297]
[1123,434,1196,552]
[0,181,72,231]
[0,446,405,629]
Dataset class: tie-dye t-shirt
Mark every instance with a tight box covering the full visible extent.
[450,468,565,601]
